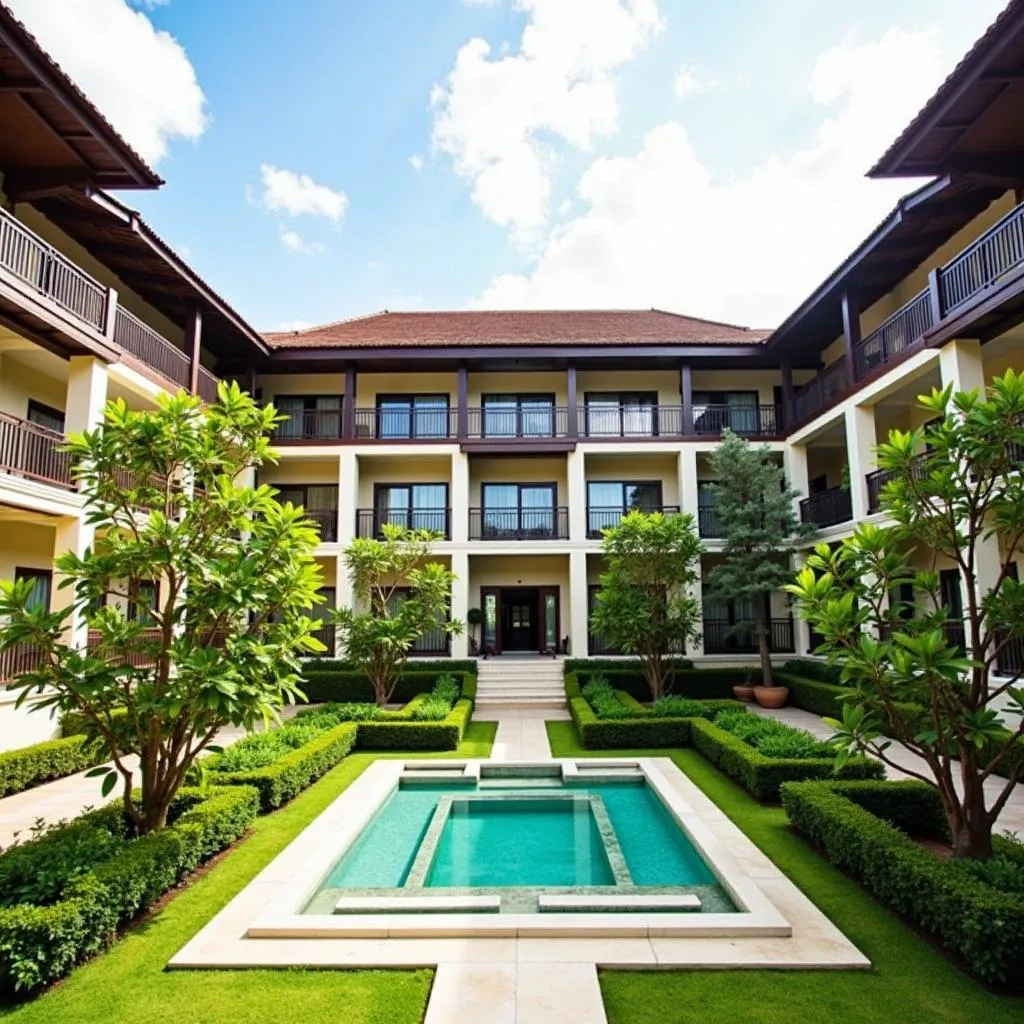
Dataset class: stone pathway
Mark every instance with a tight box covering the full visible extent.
[753,704,1024,834]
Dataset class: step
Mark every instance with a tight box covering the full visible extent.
[477,689,565,699]
[475,698,567,710]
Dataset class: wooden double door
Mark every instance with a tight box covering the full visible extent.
[480,586,560,654]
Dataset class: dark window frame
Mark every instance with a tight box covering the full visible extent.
[26,400,66,433]
[480,393,556,438]
[273,394,344,439]
[14,566,52,612]
[374,393,451,439]
[583,391,659,437]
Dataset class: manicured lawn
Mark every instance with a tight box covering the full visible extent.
[546,721,1024,1024]
[0,721,497,1024]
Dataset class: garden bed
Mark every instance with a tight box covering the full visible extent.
[0,784,259,993]
[299,659,476,704]
[0,734,104,799]
[781,778,1024,983]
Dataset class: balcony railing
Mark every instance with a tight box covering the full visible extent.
[113,306,191,388]
[304,508,339,543]
[87,628,163,667]
[791,358,850,425]
[865,451,932,514]
[702,617,795,654]
[853,289,933,380]
[799,486,853,528]
[355,508,451,539]
[0,642,46,684]
[0,205,106,330]
[697,506,724,538]
[197,366,220,404]
[0,412,74,490]
[467,406,570,439]
[357,406,456,440]
[582,405,679,438]
[692,404,782,437]
[469,506,569,540]
[941,200,1024,314]
[273,409,345,442]
[996,632,1023,677]
[587,630,622,656]
[587,504,680,538]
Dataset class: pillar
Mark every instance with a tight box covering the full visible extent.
[783,441,809,508]
[569,549,589,658]
[789,551,813,655]
[450,550,469,658]
[567,448,587,542]
[51,517,93,651]
[338,449,358,552]
[939,338,985,394]
[450,451,469,543]
[844,403,877,520]
[186,308,203,395]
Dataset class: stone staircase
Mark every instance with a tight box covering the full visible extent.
[474,657,566,711]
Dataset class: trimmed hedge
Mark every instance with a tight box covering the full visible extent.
[0,784,258,992]
[301,669,476,705]
[357,699,473,751]
[779,658,841,684]
[570,695,691,749]
[781,779,1024,983]
[571,666,750,701]
[689,718,883,800]
[0,735,102,799]
[207,721,358,811]
[303,657,478,676]
[564,657,693,674]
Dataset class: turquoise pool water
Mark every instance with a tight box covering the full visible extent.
[319,777,718,894]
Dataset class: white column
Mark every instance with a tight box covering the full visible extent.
[569,549,589,658]
[338,450,358,549]
[783,441,809,501]
[790,551,812,655]
[450,550,469,658]
[939,337,985,394]
[52,517,92,650]
[678,447,699,524]
[567,448,587,542]
[450,451,469,544]
[844,403,877,521]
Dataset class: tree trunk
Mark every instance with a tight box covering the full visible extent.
[753,603,773,687]
[949,754,994,859]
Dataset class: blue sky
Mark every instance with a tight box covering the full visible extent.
[8,0,1010,331]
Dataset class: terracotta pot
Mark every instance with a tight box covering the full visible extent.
[754,685,790,709]
[732,685,756,703]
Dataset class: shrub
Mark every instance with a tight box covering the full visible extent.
[207,722,358,811]
[564,657,693,674]
[713,708,831,759]
[357,699,472,751]
[779,659,842,684]
[689,719,883,800]
[431,674,460,705]
[0,785,258,992]
[300,668,475,705]
[781,779,1024,983]
[0,735,101,799]
[572,666,746,700]
[299,702,381,723]
[412,695,453,721]
[774,671,847,717]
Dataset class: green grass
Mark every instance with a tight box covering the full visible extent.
[546,721,1024,1024]
[0,721,497,1024]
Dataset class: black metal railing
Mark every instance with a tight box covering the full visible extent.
[940,201,1024,314]
[866,452,932,513]
[702,617,795,654]
[791,358,850,424]
[853,289,932,380]
[410,625,451,655]
[466,406,570,439]
[303,508,339,543]
[799,486,853,528]
[273,409,344,442]
[469,506,569,540]
[355,508,451,539]
[582,405,680,438]
[996,632,1023,677]
[692,404,781,437]
[697,506,724,538]
[356,406,456,440]
[587,630,623,656]
[586,504,680,537]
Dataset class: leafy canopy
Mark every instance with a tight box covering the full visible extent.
[0,384,325,834]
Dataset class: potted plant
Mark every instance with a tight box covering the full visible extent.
[753,678,789,709]
[732,669,756,703]
[466,607,483,656]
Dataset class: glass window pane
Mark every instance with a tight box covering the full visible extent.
[15,570,51,612]
[482,396,517,438]
[626,483,660,510]
[378,399,412,439]
[313,396,342,438]
[28,403,65,433]
[543,592,557,648]
[305,486,338,510]
[587,481,623,507]
[275,396,303,438]
[520,397,554,437]
[483,593,497,648]
[585,394,621,437]
[413,396,449,438]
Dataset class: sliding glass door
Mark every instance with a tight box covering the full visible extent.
[375,483,449,535]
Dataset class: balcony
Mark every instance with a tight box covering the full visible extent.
[273,409,345,442]
[799,486,853,528]
[791,358,850,425]
[587,504,680,538]
[0,642,45,684]
[697,506,724,538]
[691,404,782,437]
[356,406,457,441]
[0,413,74,490]
[113,305,190,389]
[582,405,679,438]
[466,406,570,440]
[853,289,933,380]
[355,508,451,539]
[702,617,795,654]
[87,628,162,667]
[304,508,339,543]
[469,506,569,541]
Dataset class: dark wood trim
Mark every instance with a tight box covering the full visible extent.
[840,289,861,382]
[457,365,468,439]
[927,268,943,326]
[26,399,65,431]
[460,439,577,455]
[566,364,578,438]
[186,308,202,395]
[343,368,356,439]
[680,363,693,434]
[780,359,794,423]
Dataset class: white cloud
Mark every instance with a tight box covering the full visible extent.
[6,0,207,165]
[278,226,324,254]
[472,27,951,325]
[409,153,424,171]
[431,0,664,242]
[257,165,348,221]
[274,319,313,333]
[674,64,715,97]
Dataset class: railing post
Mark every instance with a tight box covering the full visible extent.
[927,267,944,326]
[102,287,118,341]
[680,363,693,436]
[343,367,356,439]
[186,308,202,395]
[841,289,861,382]
[566,364,578,438]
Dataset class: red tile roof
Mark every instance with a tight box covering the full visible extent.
[263,309,771,350]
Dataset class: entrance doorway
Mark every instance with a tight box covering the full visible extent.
[480,586,560,655]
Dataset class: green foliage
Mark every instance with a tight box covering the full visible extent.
[653,696,728,719]
[0,735,102,798]
[330,526,464,706]
[781,779,1024,983]
[573,665,751,700]
[588,511,703,701]
[705,430,813,687]
[431,674,460,705]
[564,657,693,674]
[713,708,832,759]
[0,384,325,836]
[954,837,1024,895]
[299,702,381,723]
[0,785,258,992]
[299,667,465,704]
[411,695,452,721]
[206,722,358,811]
[356,699,472,751]
[779,659,842,684]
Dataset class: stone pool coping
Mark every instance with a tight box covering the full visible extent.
[169,757,871,970]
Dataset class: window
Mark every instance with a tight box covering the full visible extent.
[374,483,449,534]
[376,395,450,439]
[586,481,662,535]
[584,392,657,437]
[14,567,51,612]
[386,587,449,653]
[274,395,343,440]
[481,394,555,438]
[128,580,158,626]
[692,391,759,435]
[481,482,556,538]
[276,485,339,541]
[27,401,65,434]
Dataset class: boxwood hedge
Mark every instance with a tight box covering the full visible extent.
[0,735,102,798]
[0,784,258,993]
[357,699,473,751]
[300,668,476,704]
[781,779,1024,983]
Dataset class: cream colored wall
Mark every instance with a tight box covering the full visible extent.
[468,371,568,406]
[0,353,68,421]
[0,521,56,585]
[583,453,679,505]
[806,447,846,487]
[577,369,678,407]
[469,456,568,505]
[258,373,346,404]
[873,401,935,442]
[468,553,571,638]
[259,459,340,488]
[356,372,458,406]
[355,456,451,507]
[690,370,780,407]
[16,205,186,348]
[982,337,1024,379]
